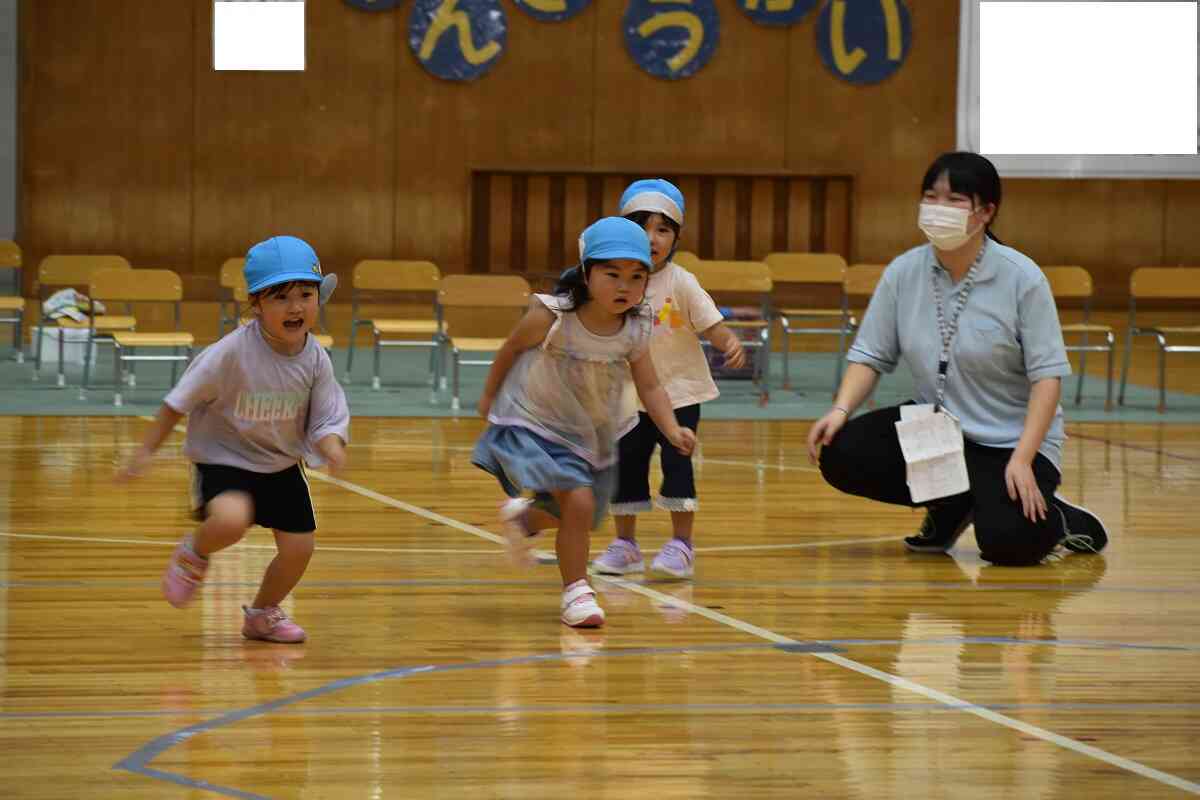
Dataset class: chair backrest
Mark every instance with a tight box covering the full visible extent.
[0,240,21,270]
[90,268,184,303]
[439,274,531,338]
[674,250,701,271]
[220,258,246,290]
[1042,266,1093,299]
[232,284,248,303]
[37,255,132,291]
[688,260,773,294]
[353,260,442,292]
[844,264,887,300]
[1130,267,1200,300]
[764,252,847,285]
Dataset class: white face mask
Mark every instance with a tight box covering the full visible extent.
[918,202,983,251]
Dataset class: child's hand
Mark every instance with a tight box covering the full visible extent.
[477,392,493,420]
[669,427,696,456]
[116,447,153,483]
[722,337,746,369]
[316,436,347,475]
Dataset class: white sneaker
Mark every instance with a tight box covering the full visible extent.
[561,581,605,628]
[499,498,536,568]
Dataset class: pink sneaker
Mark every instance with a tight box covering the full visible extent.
[561,581,605,628]
[591,538,644,575]
[499,498,537,568]
[241,605,307,644]
[651,539,694,579]
[161,537,208,608]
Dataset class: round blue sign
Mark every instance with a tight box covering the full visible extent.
[409,0,507,82]
[513,0,591,23]
[816,0,912,85]
[736,0,818,27]
[623,0,720,80]
[344,0,404,11]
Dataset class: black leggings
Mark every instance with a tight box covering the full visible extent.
[818,405,1063,566]
[613,405,701,511]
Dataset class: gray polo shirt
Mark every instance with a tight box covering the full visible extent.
[848,241,1071,470]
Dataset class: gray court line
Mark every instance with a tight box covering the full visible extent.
[18,701,1200,722]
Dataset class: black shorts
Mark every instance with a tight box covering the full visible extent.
[190,463,317,533]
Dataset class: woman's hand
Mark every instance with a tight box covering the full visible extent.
[1004,454,1046,522]
[806,407,848,465]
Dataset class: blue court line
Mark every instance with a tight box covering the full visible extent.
[112,639,1197,798]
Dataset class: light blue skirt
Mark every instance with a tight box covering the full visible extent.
[472,424,614,529]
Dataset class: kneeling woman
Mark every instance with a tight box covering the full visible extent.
[806,152,1107,566]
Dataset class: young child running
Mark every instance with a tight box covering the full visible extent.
[591,179,745,580]
[472,216,696,628]
[118,235,349,643]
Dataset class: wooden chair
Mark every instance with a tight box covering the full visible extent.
[687,259,773,404]
[673,250,701,271]
[217,258,246,338]
[0,240,24,363]
[231,283,334,356]
[33,255,135,387]
[344,260,442,394]
[764,252,851,395]
[1118,267,1200,413]
[82,268,194,406]
[1042,266,1114,410]
[439,274,531,412]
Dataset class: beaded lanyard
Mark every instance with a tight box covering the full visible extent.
[931,240,987,412]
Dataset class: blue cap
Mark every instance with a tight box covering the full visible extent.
[244,236,323,294]
[619,179,685,226]
[578,217,653,269]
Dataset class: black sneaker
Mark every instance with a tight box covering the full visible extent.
[904,504,974,553]
[1051,494,1109,553]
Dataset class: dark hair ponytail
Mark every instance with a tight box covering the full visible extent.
[921,151,1005,245]
[554,262,593,311]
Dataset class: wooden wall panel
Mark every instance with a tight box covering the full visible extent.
[20,1,193,293]
[16,0,1200,307]
[190,0,398,299]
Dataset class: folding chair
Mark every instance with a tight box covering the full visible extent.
[439,274,531,412]
[343,260,442,394]
[1118,267,1200,413]
[764,252,851,394]
[232,282,334,356]
[0,240,24,362]
[673,250,701,271]
[1042,266,1114,410]
[687,259,773,404]
[217,258,245,338]
[33,255,135,387]
[82,268,194,406]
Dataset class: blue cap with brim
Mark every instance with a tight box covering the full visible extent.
[244,236,324,294]
[578,217,653,269]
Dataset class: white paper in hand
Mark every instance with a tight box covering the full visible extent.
[895,409,970,503]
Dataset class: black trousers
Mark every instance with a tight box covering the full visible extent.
[613,405,701,512]
[818,405,1063,566]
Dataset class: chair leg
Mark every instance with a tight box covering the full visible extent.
[112,343,122,407]
[429,340,440,404]
[371,331,381,391]
[1074,348,1086,406]
[57,328,66,388]
[1118,329,1133,405]
[344,320,358,383]
[1104,342,1114,412]
[12,312,23,363]
[451,348,461,412]
[170,346,179,386]
[1157,344,1166,413]
[781,327,791,390]
[33,319,44,379]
